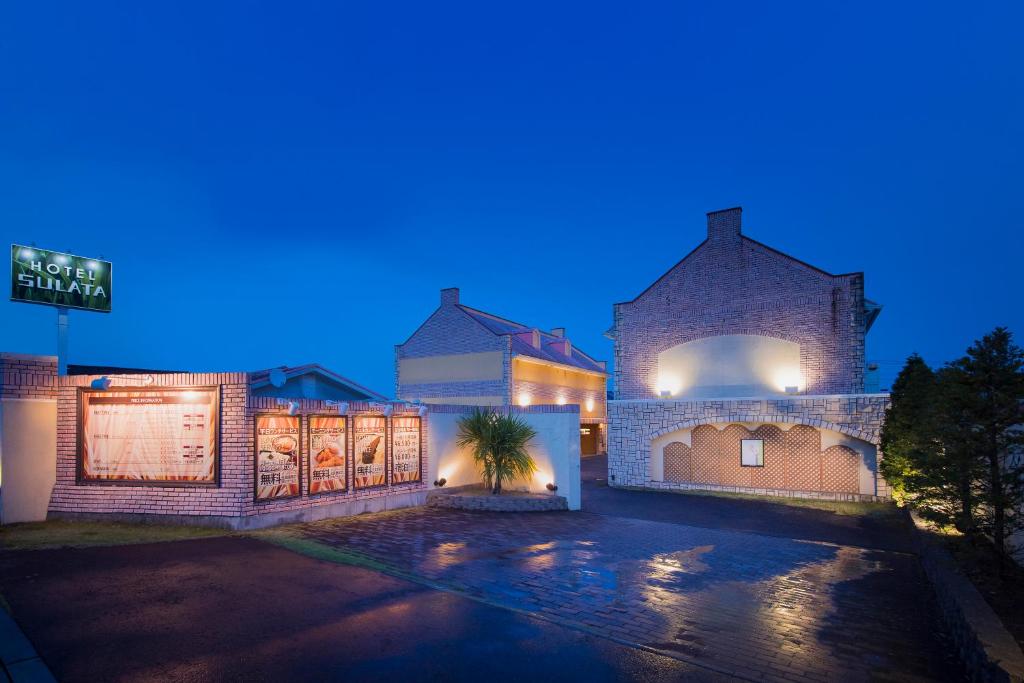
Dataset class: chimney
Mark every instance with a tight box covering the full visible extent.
[440,287,459,306]
[550,327,565,338]
[707,207,742,242]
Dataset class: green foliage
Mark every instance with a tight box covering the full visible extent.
[879,354,937,504]
[953,328,1024,560]
[888,328,1024,562]
[455,409,538,494]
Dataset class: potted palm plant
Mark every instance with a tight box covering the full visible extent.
[455,408,538,494]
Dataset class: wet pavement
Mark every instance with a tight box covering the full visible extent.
[0,456,962,682]
[298,507,958,682]
[0,537,717,682]
[580,455,918,552]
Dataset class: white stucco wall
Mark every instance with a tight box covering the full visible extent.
[656,334,801,399]
[428,408,581,510]
[0,397,57,524]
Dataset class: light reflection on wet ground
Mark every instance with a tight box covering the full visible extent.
[299,509,960,682]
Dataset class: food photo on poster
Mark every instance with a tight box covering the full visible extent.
[390,416,421,484]
[308,415,347,494]
[353,415,386,489]
[255,414,301,500]
[79,387,218,484]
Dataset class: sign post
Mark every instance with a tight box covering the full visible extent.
[10,245,112,373]
[57,307,69,376]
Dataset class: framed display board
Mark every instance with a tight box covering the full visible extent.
[254,414,301,501]
[740,438,765,467]
[78,386,219,485]
[308,415,348,494]
[390,415,422,484]
[352,415,386,489]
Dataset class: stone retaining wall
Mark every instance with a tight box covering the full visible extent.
[426,486,567,512]
[608,394,891,498]
[910,512,1024,683]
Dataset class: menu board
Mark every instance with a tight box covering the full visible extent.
[353,415,386,489]
[390,416,421,484]
[255,414,301,500]
[79,387,219,484]
[308,415,347,494]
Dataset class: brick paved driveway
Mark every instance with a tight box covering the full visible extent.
[297,498,959,681]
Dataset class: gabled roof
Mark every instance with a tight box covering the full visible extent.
[249,364,387,400]
[457,305,607,374]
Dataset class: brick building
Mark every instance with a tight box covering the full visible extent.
[0,355,426,528]
[396,288,609,455]
[607,208,890,499]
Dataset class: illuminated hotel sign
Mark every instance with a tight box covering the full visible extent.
[10,244,112,312]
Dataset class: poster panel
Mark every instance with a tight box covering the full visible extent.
[79,387,218,484]
[308,415,347,494]
[390,416,421,484]
[353,415,386,489]
[740,439,765,467]
[255,414,301,500]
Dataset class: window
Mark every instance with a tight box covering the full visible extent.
[740,439,764,467]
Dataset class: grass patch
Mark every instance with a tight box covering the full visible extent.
[252,527,396,574]
[635,486,901,518]
[251,526,446,589]
[0,520,230,551]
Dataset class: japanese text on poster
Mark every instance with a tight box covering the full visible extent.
[353,415,386,489]
[308,415,347,493]
[255,414,301,500]
[390,416,421,484]
[79,387,218,484]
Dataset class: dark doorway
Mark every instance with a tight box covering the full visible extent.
[580,425,598,456]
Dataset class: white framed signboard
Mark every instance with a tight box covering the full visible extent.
[740,438,765,467]
[78,387,219,485]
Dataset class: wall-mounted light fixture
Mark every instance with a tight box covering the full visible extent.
[90,376,112,391]
[546,482,558,492]
[326,400,350,415]
[433,477,447,487]
[585,398,595,412]
[517,392,532,407]
[275,398,300,415]
[418,404,428,417]
[659,390,672,399]
[383,404,394,417]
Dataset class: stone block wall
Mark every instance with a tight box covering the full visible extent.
[608,394,890,499]
[612,208,868,400]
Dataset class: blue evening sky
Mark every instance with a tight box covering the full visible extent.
[2,1,1021,394]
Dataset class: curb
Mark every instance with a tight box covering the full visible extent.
[0,608,56,683]
[909,510,1024,683]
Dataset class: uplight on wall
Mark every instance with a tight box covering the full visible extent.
[517,392,532,407]
[585,398,595,412]
[773,368,805,394]
[556,395,567,406]
[655,374,680,398]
